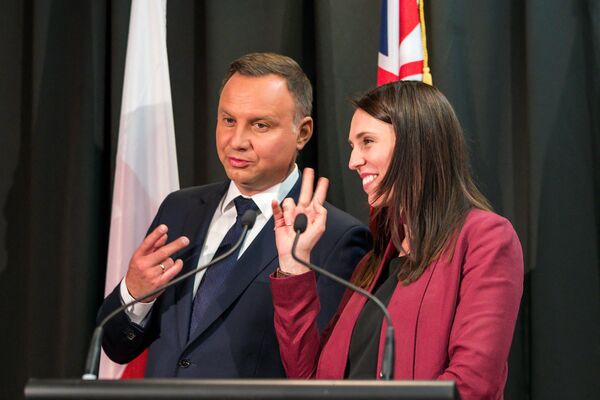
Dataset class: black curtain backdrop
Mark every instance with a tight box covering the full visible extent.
[1,1,598,399]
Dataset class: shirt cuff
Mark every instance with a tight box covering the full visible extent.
[119,279,155,326]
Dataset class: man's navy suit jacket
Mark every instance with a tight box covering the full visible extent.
[98,179,371,378]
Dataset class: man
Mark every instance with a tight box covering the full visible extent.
[98,53,371,378]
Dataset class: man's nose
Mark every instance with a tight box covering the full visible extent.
[230,125,250,149]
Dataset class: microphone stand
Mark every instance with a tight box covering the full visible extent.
[290,213,395,380]
[82,210,257,380]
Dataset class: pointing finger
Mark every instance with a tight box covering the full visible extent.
[152,233,168,252]
[298,168,315,207]
[136,225,169,256]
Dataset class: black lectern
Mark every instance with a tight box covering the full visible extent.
[25,379,458,400]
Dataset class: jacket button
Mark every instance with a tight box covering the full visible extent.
[379,371,384,379]
[178,358,191,368]
[125,329,136,341]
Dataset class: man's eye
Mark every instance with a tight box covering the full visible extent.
[254,122,269,130]
[223,117,235,125]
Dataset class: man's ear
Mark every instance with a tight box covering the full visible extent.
[296,116,313,150]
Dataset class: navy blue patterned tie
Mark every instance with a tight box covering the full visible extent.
[189,196,258,337]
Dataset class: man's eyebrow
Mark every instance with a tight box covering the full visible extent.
[250,116,278,123]
[217,108,279,124]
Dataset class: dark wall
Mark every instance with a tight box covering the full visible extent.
[0,1,598,399]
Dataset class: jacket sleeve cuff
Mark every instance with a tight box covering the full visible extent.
[119,279,155,326]
[270,270,318,306]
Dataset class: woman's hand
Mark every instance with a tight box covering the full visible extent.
[272,168,328,275]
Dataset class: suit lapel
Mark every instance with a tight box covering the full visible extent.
[172,183,228,348]
[185,178,301,347]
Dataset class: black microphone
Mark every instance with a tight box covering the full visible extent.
[82,209,258,380]
[291,213,395,380]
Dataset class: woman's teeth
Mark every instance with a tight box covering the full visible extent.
[362,175,377,186]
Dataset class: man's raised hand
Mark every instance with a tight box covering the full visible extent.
[124,224,189,302]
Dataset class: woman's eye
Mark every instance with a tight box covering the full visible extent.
[363,138,373,145]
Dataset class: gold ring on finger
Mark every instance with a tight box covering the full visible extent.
[159,263,166,273]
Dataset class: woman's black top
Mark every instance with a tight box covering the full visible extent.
[344,256,405,379]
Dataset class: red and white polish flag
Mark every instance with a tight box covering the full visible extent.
[99,0,179,379]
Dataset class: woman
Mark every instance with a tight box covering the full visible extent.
[269,81,524,399]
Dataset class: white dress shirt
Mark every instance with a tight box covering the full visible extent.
[120,165,299,325]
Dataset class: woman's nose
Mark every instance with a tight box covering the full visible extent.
[348,148,365,170]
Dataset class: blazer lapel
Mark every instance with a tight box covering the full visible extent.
[378,255,440,380]
[185,178,302,347]
[316,240,398,379]
[171,183,228,348]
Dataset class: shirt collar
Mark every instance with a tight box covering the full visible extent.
[221,164,299,219]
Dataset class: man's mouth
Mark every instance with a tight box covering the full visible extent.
[228,157,251,168]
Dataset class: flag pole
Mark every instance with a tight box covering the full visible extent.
[419,0,433,85]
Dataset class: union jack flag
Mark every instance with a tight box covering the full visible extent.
[377,0,425,85]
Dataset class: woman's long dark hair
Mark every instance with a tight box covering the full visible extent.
[352,81,492,288]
